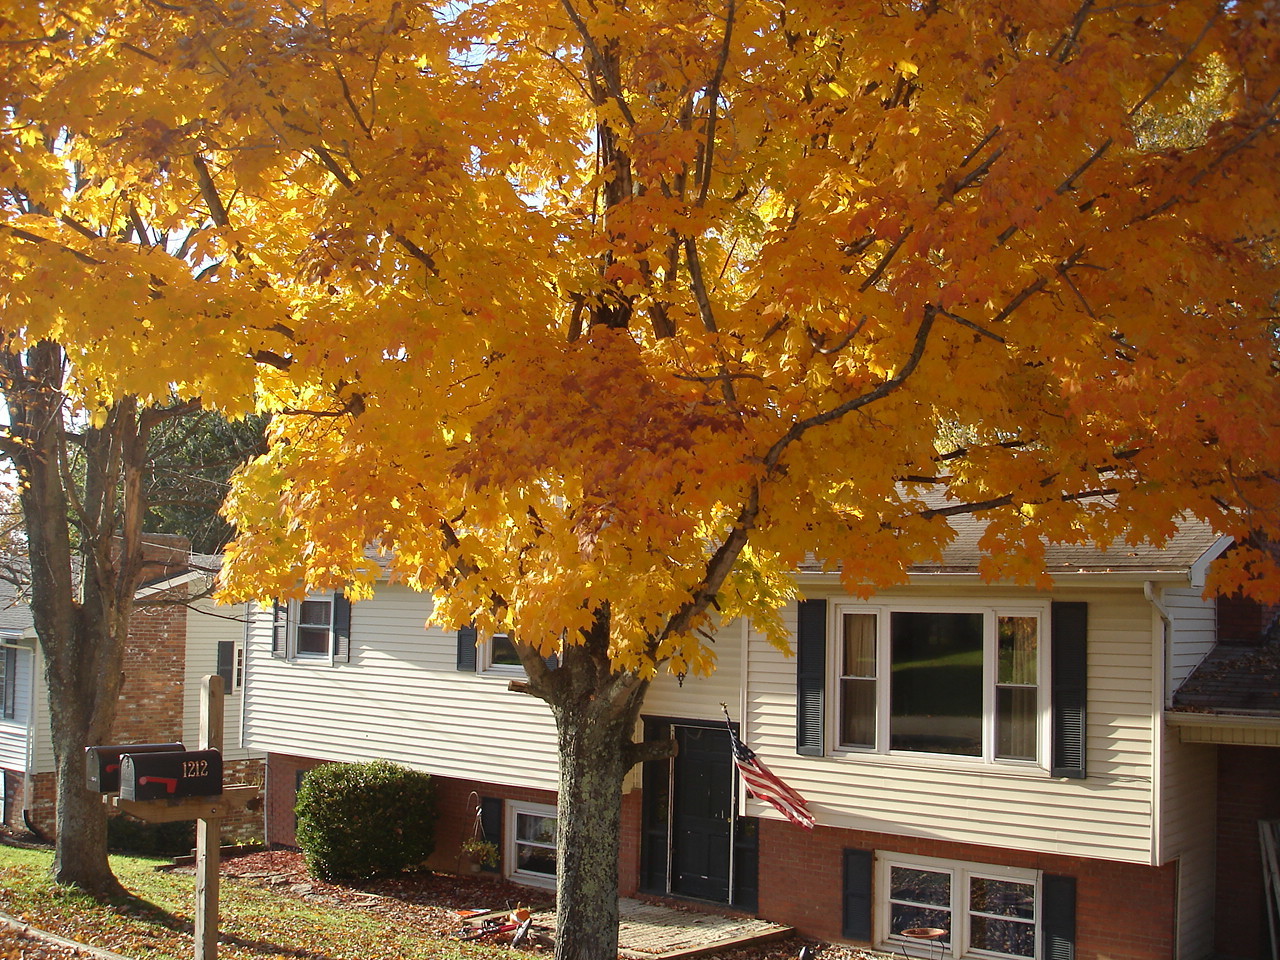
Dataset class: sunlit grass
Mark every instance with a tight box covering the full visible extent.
[0,844,494,960]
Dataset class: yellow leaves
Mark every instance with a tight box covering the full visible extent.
[3,0,1278,665]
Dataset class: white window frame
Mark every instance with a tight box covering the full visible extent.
[0,640,19,722]
[829,601,1049,768]
[505,800,557,888]
[291,594,335,661]
[876,852,1041,959]
[479,632,525,677]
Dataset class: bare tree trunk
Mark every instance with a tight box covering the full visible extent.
[1,341,146,896]
[527,612,672,960]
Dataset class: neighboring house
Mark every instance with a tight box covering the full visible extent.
[243,516,1271,960]
[0,535,263,840]
[1168,599,1280,960]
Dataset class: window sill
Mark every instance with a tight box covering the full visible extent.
[508,871,555,889]
[825,749,1049,779]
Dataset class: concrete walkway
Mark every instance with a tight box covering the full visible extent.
[530,898,794,959]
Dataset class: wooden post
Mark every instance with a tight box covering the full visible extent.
[195,675,224,960]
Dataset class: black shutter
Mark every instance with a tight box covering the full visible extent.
[796,598,827,756]
[480,796,503,873]
[272,602,289,659]
[1051,601,1088,778]
[841,848,874,941]
[544,651,560,670]
[216,641,235,691]
[2,647,16,720]
[457,625,478,671]
[332,592,352,663]
[1042,874,1077,960]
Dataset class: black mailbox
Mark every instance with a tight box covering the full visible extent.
[119,749,223,801]
[86,742,185,793]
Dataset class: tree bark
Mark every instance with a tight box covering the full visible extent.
[524,611,672,960]
[1,342,144,896]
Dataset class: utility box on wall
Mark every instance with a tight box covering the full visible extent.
[119,749,223,801]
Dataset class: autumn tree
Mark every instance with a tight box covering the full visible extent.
[0,342,203,894]
[4,1,1280,955]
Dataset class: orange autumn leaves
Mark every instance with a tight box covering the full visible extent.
[2,0,1279,669]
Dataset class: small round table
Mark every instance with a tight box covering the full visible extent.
[898,926,947,960]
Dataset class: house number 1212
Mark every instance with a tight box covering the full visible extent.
[183,759,209,778]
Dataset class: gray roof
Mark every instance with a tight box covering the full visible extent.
[927,510,1223,575]
[1171,642,1280,717]
[0,580,33,635]
[800,509,1225,577]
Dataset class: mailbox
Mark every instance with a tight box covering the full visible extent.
[119,749,223,801]
[86,742,185,793]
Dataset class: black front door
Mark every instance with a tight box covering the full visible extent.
[670,725,734,901]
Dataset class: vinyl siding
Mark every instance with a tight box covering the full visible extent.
[242,586,563,790]
[744,582,1164,863]
[643,619,744,723]
[1159,731,1217,960]
[1164,586,1217,696]
[28,643,55,775]
[183,599,259,761]
[0,642,34,771]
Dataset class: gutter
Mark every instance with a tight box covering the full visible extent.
[1166,711,1280,729]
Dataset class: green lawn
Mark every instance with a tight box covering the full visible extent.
[0,844,496,960]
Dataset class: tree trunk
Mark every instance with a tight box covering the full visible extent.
[526,610,670,960]
[47,681,118,894]
[551,696,631,960]
[2,343,140,897]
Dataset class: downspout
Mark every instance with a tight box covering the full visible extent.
[1145,581,1174,709]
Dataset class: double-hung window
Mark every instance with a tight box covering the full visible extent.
[481,633,524,675]
[271,592,352,663]
[296,598,334,657]
[506,800,557,887]
[833,604,1045,765]
[0,644,16,720]
[879,853,1039,959]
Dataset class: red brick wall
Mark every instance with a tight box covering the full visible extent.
[4,770,57,836]
[263,755,644,894]
[755,819,1178,960]
[1215,745,1280,960]
[114,593,187,746]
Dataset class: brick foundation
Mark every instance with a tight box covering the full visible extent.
[755,818,1178,960]
[1214,745,1280,960]
[264,754,644,895]
[262,754,1193,960]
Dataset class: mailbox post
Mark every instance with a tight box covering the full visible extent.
[97,676,245,960]
[195,674,224,960]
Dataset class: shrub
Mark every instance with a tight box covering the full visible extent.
[294,760,437,882]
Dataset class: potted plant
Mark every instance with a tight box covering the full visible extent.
[460,838,500,871]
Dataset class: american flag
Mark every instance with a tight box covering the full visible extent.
[724,708,816,830]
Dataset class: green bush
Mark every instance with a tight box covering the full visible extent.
[294,760,438,882]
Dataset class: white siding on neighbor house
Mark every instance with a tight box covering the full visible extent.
[743,581,1166,864]
[243,585,564,790]
[0,642,34,771]
[28,644,55,776]
[1158,728,1217,960]
[183,599,259,762]
[1163,585,1217,698]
